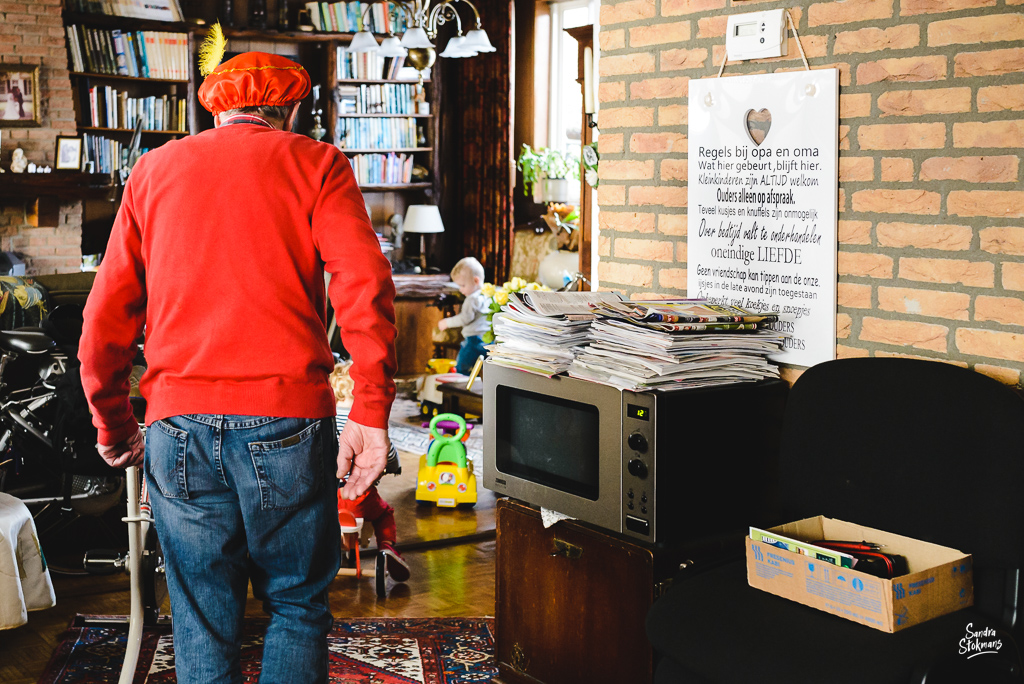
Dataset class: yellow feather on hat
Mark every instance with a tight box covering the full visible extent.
[199,22,227,77]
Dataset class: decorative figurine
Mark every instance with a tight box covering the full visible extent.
[309,84,326,141]
[278,0,290,30]
[10,147,27,173]
[220,0,234,27]
[249,0,267,30]
[27,162,37,173]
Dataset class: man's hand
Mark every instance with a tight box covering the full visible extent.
[436,319,449,331]
[337,420,390,500]
[97,424,145,468]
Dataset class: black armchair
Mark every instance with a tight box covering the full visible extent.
[647,358,1024,683]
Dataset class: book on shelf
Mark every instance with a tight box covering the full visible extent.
[334,117,420,150]
[305,1,408,32]
[67,0,184,22]
[85,85,186,132]
[82,133,152,174]
[336,48,408,80]
[67,26,189,80]
[335,83,420,115]
[349,153,415,185]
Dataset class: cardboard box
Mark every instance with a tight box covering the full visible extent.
[746,516,973,632]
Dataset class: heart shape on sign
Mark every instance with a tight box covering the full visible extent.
[745,108,772,146]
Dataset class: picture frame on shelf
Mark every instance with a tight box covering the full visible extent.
[0,66,41,127]
[55,136,84,171]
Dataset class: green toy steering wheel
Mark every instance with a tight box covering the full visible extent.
[426,413,468,468]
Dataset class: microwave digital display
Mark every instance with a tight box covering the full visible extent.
[495,386,600,501]
[627,404,650,421]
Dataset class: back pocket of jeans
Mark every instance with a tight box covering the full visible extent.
[146,419,189,499]
[248,420,323,510]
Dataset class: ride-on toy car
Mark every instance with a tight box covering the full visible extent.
[415,413,477,508]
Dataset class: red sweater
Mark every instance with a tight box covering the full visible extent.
[79,123,397,445]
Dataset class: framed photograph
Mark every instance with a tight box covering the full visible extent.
[55,136,83,171]
[0,65,41,127]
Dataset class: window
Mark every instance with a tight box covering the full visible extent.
[547,0,596,163]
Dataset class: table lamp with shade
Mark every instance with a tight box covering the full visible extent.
[403,204,444,272]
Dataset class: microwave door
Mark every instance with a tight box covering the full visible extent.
[483,363,624,534]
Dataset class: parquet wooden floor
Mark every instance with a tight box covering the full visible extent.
[0,538,497,684]
[0,442,497,684]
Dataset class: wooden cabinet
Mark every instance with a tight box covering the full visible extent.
[495,499,660,684]
[393,294,443,377]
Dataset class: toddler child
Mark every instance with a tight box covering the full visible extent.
[437,257,490,375]
[331,361,410,583]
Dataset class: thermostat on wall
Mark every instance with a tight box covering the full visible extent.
[725,9,788,61]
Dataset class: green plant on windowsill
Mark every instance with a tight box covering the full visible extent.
[516,144,580,203]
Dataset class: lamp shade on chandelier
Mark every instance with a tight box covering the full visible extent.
[347,0,493,64]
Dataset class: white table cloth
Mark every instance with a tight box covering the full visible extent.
[0,491,55,629]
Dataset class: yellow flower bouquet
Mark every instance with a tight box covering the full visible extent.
[482,278,549,343]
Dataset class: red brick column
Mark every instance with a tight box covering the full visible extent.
[1,0,83,274]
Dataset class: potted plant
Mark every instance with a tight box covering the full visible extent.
[516,144,581,204]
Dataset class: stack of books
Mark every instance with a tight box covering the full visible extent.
[567,300,787,391]
[66,27,190,80]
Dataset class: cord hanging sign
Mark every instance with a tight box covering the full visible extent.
[687,69,839,367]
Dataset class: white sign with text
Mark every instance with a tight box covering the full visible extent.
[688,69,838,367]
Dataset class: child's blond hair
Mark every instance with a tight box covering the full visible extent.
[329,360,355,407]
[450,256,484,283]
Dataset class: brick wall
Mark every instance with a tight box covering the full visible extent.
[597,0,1024,385]
[1,0,83,274]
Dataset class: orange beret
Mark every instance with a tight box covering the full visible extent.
[198,52,311,116]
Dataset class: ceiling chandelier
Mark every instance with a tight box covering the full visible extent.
[347,0,495,72]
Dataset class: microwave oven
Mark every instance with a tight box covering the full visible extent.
[483,362,788,545]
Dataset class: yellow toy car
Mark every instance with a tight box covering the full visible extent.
[415,413,477,508]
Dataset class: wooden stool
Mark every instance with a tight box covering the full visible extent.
[437,381,484,417]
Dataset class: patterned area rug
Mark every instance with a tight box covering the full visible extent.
[39,615,496,683]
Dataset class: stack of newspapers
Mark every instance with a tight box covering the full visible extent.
[485,291,623,377]
[567,299,788,391]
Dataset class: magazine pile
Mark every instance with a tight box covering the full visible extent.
[487,292,790,391]
[484,291,618,377]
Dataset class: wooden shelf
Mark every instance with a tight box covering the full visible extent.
[70,71,189,84]
[359,183,432,191]
[222,27,389,42]
[337,79,425,85]
[63,11,195,32]
[338,113,432,118]
[79,126,186,135]
[0,173,115,200]
[340,147,431,153]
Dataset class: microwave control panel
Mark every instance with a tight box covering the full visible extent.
[622,392,656,541]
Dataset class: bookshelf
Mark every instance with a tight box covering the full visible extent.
[59,2,442,264]
[62,10,197,175]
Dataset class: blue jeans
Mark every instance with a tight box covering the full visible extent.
[456,335,487,375]
[146,415,341,684]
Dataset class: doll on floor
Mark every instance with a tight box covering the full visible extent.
[330,361,410,583]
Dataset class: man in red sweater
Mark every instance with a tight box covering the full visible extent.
[79,51,396,683]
